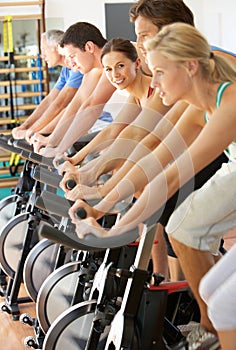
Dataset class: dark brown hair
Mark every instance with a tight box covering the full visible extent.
[129,0,194,30]
[101,38,138,62]
[60,22,107,50]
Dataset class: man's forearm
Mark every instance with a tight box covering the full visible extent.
[22,96,51,129]
[47,111,75,148]
[56,105,104,154]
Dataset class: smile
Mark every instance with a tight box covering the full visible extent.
[113,79,125,85]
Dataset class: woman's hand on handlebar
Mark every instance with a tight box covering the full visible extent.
[40,145,62,159]
[31,133,48,154]
[59,170,80,193]
[75,217,108,239]
[57,160,77,176]
[25,128,35,144]
[69,199,103,222]
[12,126,27,140]
[65,183,102,202]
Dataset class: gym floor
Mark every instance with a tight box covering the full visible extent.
[0,284,36,350]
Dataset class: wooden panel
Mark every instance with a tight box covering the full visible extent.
[0,130,14,135]
[0,178,19,188]
[0,66,46,74]
[0,79,46,86]
[0,14,43,20]
[0,1,43,6]
[0,0,46,181]
[0,104,39,112]
[0,55,43,61]
[0,164,23,175]
[0,116,28,125]
[0,91,47,99]
[0,155,13,162]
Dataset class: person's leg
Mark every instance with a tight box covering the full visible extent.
[168,255,185,281]
[171,240,216,332]
[200,244,236,350]
[218,330,236,350]
[159,155,228,282]
[151,224,169,281]
[167,165,236,334]
[162,229,185,281]
[200,244,236,302]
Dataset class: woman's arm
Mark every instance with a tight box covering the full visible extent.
[69,104,203,203]
[98,101,190,195]
[78,89,236,238]
[68,94,141,165]
[62,91,167,187]
[108,105,236,235]
[77,97,166,184]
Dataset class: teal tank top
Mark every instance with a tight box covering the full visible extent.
[204,82,236,162]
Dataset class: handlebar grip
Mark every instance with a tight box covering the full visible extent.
[76,207,87,219]
[7,137,15,146]
[56,158,66,166]
[66,178,77,190]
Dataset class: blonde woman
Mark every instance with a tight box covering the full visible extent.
[70,23,236,349]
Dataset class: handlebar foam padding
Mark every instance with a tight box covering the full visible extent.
[33,166,62,188]
[35,191,73,218]
[0,138,22,154]
[39,224,103,252]
[28,152,54,167]
[39,220,139,249]
[36,191,139,249]
[13,139,33,152]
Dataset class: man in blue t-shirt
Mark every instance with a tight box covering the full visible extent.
[12,29,83,140]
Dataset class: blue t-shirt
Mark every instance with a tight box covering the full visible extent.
[54,67,83,90]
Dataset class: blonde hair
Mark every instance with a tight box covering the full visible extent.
[145,23,236,83]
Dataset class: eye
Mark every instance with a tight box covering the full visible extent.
[117,64,124,69]
[140,34,149,41]
[155,70,163,76]
[105,67,112,72]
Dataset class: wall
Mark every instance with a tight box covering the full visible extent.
[0,1,235,54]
[202,0,236,52]
[45,0,236,53]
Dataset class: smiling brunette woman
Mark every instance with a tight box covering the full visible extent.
[58,37,168,190]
